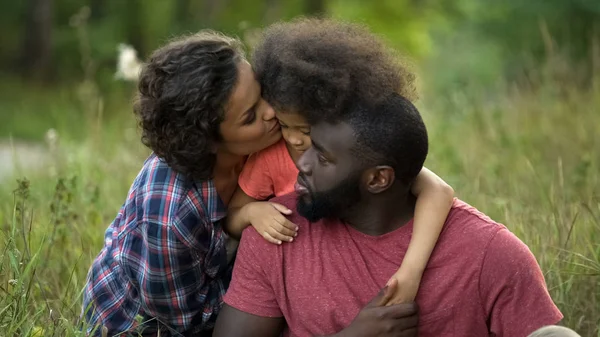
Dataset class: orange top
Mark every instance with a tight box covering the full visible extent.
[238,139,299,200]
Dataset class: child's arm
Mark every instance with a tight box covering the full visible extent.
[385,167,454,305]
[226,187,298,244]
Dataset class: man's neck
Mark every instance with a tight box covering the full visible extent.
[341,189,416,236]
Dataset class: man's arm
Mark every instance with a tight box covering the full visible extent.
[479,228,563,336]
[214,268,419,337]
[214,305,285,337]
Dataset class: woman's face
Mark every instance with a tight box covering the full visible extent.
[219,61,281,156]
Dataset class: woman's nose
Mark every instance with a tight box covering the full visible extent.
[261,100,276,121]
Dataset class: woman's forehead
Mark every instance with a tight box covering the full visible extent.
[223,61,260,121]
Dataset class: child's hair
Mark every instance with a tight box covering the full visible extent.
[252,17,417,123]
[134,31,245,180]
[527,326,581,337]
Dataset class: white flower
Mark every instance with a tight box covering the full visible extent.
[45,128,58,147]
[115,43,142,82]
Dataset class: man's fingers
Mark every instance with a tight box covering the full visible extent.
[366,285,390,308]
[393,313,419,332]
[385,303,419,319]
[270,202,293,215]
[376,278,398,307]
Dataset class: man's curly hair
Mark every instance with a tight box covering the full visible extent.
[134,31,244,180]
[252,18,417,123]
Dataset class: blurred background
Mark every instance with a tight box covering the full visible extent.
[0,0,599,336]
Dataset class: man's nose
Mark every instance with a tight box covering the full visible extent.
[296,150,312,175]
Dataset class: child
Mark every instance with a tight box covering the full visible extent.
[226,109,454,305]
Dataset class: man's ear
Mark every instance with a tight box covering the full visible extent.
[363,166,395,194]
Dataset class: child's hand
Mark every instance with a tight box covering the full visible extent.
[247,202,298,244]
[383,271,421,306]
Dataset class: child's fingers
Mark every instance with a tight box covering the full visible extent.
[273,221,297,238]
[268,228,294,243]
[274,216,299,233]
[270,202,293,215]
[262,232,283,245]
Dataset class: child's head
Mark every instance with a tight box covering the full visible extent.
[135,31,281,180]
[252,17,416,126]
[527,326,581,337]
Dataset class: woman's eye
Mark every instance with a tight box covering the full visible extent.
[317,153,329,164]
[244,109,256,125]
[279,123,288,129]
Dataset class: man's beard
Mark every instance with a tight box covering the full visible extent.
[296,174,362,222]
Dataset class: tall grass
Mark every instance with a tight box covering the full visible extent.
[1,20,599,337]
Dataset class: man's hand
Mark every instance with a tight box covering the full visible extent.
[337,279,419,337]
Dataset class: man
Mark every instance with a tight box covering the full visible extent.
[214,91,563,336]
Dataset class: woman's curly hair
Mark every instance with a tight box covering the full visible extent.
[252,18,417,123]
[134,31,244,180]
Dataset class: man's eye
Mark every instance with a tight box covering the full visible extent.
[317,153,329,164]
[279,123,288,129]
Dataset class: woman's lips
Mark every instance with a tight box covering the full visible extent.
[267,122,280,134]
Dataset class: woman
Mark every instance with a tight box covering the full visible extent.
[82,31,281,336]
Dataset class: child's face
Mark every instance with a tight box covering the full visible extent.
[276,111,312,155]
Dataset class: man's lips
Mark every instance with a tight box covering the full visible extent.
[295,176,309,195]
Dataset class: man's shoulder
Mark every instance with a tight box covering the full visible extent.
[448,199,536,268]
[240,192,310,253]
[446,199,506,236]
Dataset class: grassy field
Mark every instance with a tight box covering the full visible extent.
[0,68,599,336]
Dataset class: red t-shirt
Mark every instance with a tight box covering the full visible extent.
[238,139,298,200]
[224,195,563,337]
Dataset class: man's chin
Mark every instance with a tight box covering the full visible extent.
[296,197,323,223]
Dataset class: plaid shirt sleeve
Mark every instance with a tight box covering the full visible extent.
[121,171,228,333]
[84,155,228,336]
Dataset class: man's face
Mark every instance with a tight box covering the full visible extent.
[295,121,364,222]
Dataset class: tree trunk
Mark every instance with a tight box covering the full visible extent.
[125,0,145,57]
[305,0,325,16]
[90,0,106,21]
[21,0,53,81]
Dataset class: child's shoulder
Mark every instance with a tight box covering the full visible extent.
[247,138,288,162]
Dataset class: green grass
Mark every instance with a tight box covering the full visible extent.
[0,75,599,336]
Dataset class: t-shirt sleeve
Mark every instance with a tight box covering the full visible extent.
[223,226,283,317]
[479,228,563,336]
[238,150,275,200]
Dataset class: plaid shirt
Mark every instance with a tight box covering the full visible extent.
[82,154,231,336]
